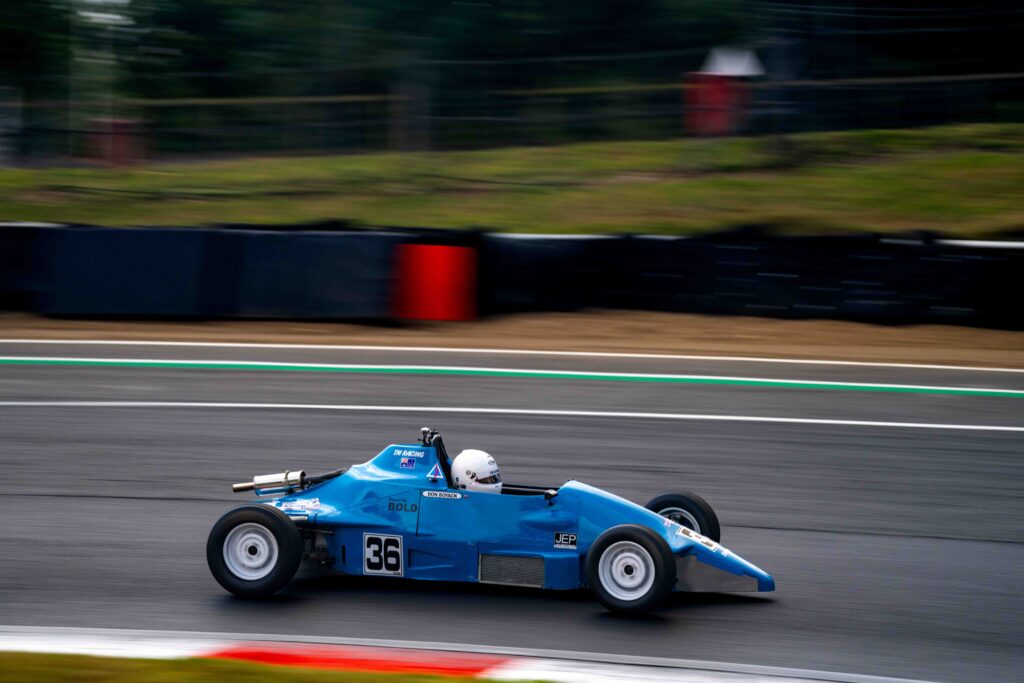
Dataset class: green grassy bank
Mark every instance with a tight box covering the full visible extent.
[2,123,1023,237]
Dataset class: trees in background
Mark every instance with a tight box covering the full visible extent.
[2,1,1024,158]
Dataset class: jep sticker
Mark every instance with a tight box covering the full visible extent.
[554,532,578,549]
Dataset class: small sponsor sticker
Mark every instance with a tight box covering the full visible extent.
[395,449,425,458]
[399,457,417,470]
[422,490,462,499]
[676,524,719,551]
[425,463,444,479]
[280,498,320,511]
[554,532,578,549]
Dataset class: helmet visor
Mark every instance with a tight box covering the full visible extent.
[476,473,501,485]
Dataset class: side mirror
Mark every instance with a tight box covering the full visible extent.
[544,489,558,505]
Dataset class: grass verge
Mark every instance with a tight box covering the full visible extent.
[2,123,1023,236]
[0,652,499,683]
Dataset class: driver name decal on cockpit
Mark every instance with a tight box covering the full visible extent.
[422,490,462,499]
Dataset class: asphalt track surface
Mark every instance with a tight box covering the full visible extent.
[1,341,1022,682]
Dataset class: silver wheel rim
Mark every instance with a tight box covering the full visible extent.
[223,522,279,581]
[598,541,655,602]
[658,506,700,533]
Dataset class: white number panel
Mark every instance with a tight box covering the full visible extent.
[363,533,403,576]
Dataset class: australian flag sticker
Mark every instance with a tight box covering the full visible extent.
[399,456,417,470]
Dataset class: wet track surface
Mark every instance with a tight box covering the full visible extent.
[1,342,1022,681]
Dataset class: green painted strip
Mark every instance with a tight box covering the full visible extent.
[2,356,1022,399]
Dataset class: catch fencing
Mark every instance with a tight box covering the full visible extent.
[5,69,1024,163]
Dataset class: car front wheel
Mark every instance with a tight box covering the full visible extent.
[586,524,676,614]
[207,504,302,597]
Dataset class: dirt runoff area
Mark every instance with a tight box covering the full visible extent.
[1,311,1022,368]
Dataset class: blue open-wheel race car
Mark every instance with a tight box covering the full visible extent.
[207,428,774,614]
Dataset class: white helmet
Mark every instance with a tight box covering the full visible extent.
[451,449,502,493]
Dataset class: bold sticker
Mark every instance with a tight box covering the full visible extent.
[422,490,462,499]
[279,498,320,511]
[399,457,417,470]
[554,532,578,549]
[363,533,403,576]
[387,500,418,513]
[394,449,425,458]
[425,463,444,479]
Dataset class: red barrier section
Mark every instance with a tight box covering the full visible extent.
[208,643,508,677]
[394,244,477,321]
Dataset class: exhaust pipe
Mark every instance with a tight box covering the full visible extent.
[232,470,305,496]
[231,468,345,495]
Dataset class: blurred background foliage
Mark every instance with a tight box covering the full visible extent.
[0,1,1022,236]
[1,1,1023,158]
[1,1,1019,97]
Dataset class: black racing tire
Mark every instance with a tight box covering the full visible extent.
[645,491,721,543]
[586,524,676,615]
[206,504,303,598]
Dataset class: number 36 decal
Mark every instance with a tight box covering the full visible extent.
[363,533,403,576]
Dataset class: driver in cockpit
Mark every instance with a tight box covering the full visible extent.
[451,449,502,493]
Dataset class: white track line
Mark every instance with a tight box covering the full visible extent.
[2,356,1021,395]
[0,339,1020,374]
[1,401,1021,432]
[0,626,940,683]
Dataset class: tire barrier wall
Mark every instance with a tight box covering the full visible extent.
[0,225,405,319]
[48,228,209,316]
[0,223,1021,328]
[610,232,1024,328]
[232,231,404,319]
[0,223,60,312]
[478,231,1024,329]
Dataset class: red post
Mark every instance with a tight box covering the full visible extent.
[685,73,744,136]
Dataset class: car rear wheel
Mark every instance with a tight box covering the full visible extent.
[645,491,721,542]
[587,524,676,614]
[207,504,302,597]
